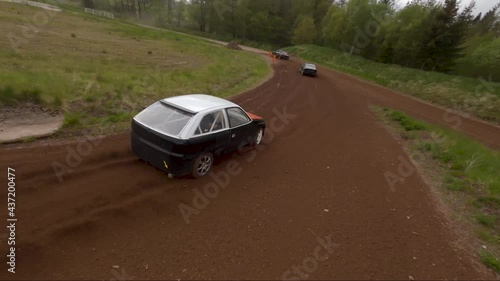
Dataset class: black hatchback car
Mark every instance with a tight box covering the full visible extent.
[131,94,265,178]
[272,50,290,60]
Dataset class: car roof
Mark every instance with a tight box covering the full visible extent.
[304,63,317,69]
[162,94,237,114]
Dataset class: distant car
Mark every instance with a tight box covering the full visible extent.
[300,63,317,77]
[272,50,290,60]
[131,94,266,178]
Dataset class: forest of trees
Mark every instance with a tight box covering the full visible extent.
[81,0,500,80]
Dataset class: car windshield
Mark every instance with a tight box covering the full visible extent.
[135,101,194,136]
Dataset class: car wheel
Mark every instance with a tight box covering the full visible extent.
[253,127,264,146]
[191,152,213,178]
[300,70,304,75]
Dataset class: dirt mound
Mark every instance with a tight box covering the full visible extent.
[0,104,63,143]
[226,41,243,50]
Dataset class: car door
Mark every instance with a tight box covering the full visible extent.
[226,107,253,152]
[189,110,231,156]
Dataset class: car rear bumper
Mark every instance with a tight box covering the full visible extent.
[131,130,193,177]
[303,70,317,76]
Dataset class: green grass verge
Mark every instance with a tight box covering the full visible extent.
[0,2,270,136]
[286,45,500,123]
[376,107,500,272]
[481,251,500,272]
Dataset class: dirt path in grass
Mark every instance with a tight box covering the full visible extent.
[137,24,271,55]
[1,58,499,280]
[0,105,63,143]
[0,0,61,12]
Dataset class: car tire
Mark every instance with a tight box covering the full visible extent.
[253,127,264,146]
[191,152,214,178]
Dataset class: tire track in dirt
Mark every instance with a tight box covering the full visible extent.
[0,60,498,279]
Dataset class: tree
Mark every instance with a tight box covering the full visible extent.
[381,1,434,67]
[173,0,186,28]
[292,16,317,45]
[78,0,498,80]
[82,0,94,8]
[421,0,474,71]
[321,4,348,49]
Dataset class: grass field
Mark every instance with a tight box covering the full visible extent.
[286,45,500,124]
[376,107,500,272]
[0,2,270,135]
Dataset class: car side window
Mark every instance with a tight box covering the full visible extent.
[194,110,226,135]
[226,108,250,128]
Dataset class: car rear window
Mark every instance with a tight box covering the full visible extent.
[135,101,194,136]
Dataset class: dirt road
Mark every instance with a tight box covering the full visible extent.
[1,57,499,280]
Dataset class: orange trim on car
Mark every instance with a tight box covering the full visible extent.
[247,112,263,120]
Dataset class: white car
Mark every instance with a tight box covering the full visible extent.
[300,63,317,77]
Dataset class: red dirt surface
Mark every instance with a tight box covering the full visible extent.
[0,58,499,280]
